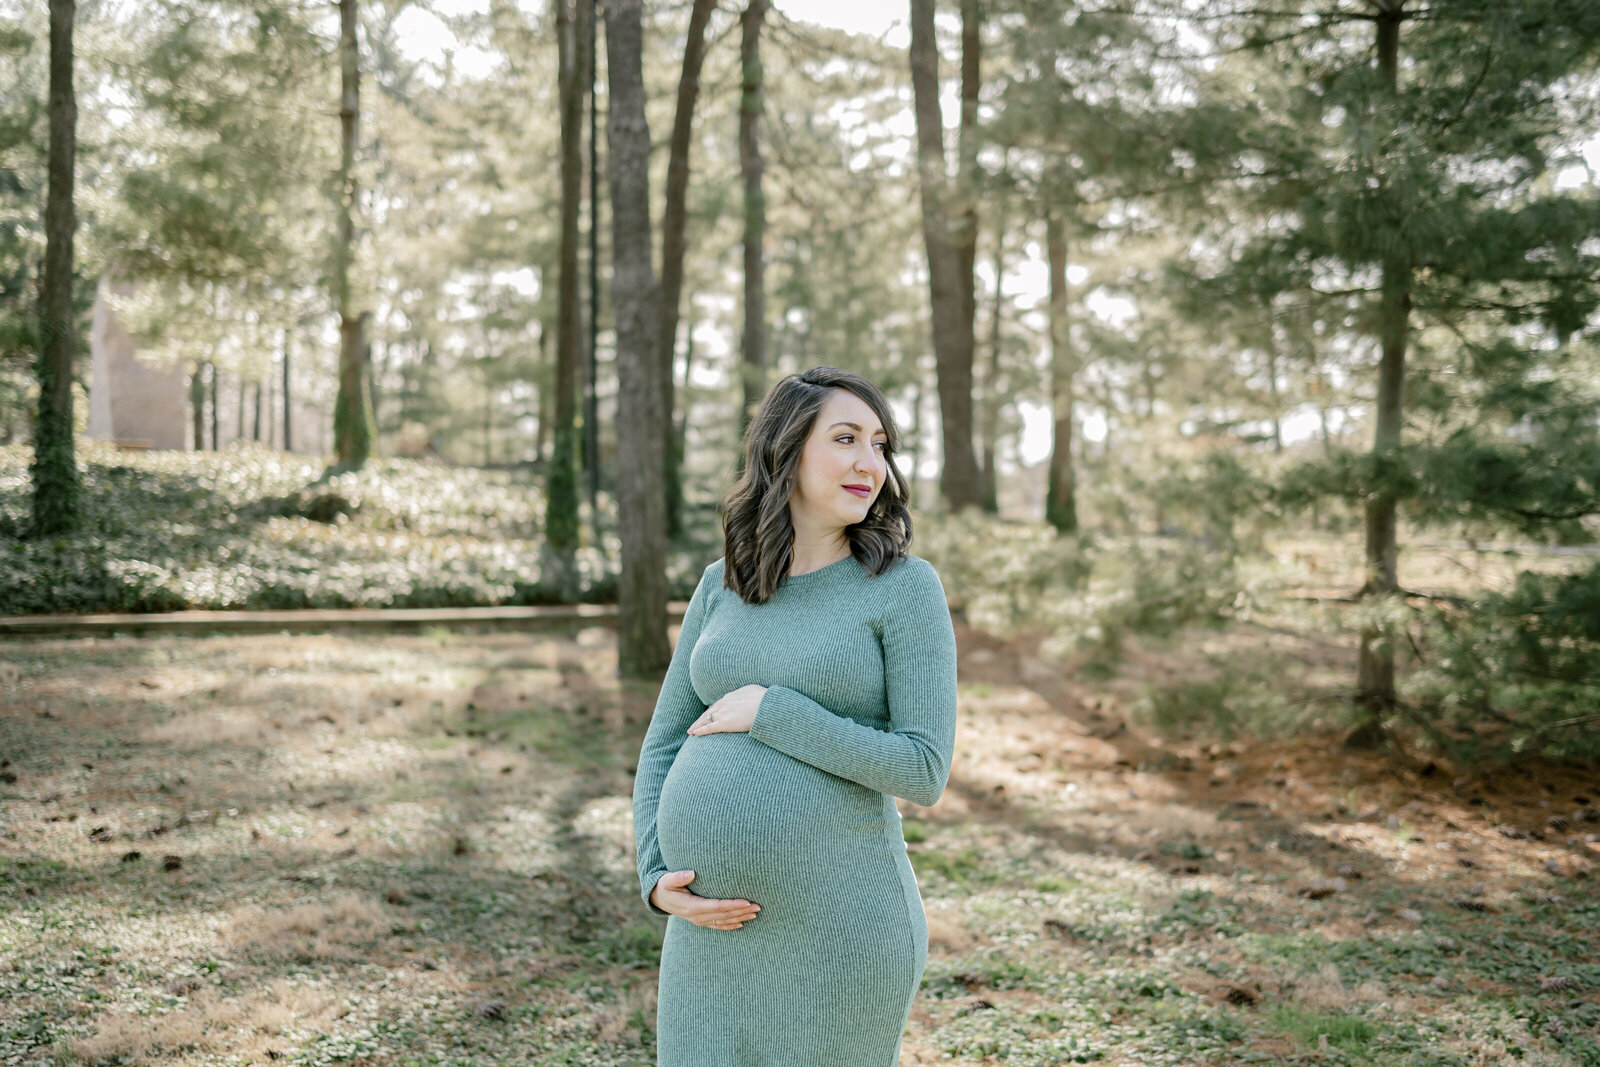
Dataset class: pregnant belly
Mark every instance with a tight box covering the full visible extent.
[656,734,895,911]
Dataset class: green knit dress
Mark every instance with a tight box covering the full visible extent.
[633,552,959,1067]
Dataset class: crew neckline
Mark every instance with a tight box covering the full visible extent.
[782,552,861,583]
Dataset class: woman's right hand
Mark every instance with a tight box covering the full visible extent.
[650,870,761,930]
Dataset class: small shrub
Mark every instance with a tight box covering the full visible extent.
[1401,563,1600,761]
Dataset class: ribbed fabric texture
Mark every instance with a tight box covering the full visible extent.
[632,552,959,1067]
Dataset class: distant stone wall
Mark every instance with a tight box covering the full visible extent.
[86,275,187,450]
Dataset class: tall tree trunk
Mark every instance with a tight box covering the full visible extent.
[333,0,373,468]
[1351,0,1410,748]
[31,0,79,536]
[236,372,245,445]
[1264,337,1283,453]
[738,0,769,455]
[909,0,982,512]
[190,361,205,450]
[584,0,601,515]
[548,0,586,563]
[1044,209,1076,532]
[282,331,293,452]
[676,321,694,492]
[365,312,380,437]
[604,0,669,677]
[534,318,550,463]
[210,360,219,450]
[252,380,261,442]
[980,186,1006,514]
[908,377,924,506]
[956,0,979,389]
[659,0,715,540]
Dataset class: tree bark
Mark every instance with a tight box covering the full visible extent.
[604,0,670,677]
[210,360,219,450]
[659,0,716,540]
[534,317,549,462]
[980,182,1006,514]
[1264,337,1283,453]
[190,361,205,451]
[584,0,601,514]
[677,321,694,491]
[1350,0,1409,748]
[909,0,982,511]
[281,330,293,452]
[333,0,373,468]
[31,0,79,536]
[908,377,924,505]
[548,0,587,561]
[1044,210,1077,532]
[366,312,380,435]
[956,0,980,384]
[739,0,770,453]
[252,380,261,442]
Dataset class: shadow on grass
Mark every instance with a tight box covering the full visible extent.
[4,623,1596,1066]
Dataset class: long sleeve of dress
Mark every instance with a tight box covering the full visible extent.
[633,562,718,916]
[748,558,958,808]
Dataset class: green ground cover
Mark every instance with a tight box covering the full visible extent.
[0,442,717,615]
[1,628,1593,1066]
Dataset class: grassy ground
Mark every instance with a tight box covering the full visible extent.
[0,442,719,615]
[2,614,1596,1066]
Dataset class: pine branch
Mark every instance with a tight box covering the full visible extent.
[1430,45,1495,140]
[1085,3,1379,23]
[1505,501,1600,522]
[1397,587,1470,608]
[1395,699,1455,750]
[1145,22,1338,61]
[1531,712,1600,736]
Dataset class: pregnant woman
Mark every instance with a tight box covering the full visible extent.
[632,365,959,1067]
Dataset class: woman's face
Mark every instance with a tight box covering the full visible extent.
[789,388,888,533]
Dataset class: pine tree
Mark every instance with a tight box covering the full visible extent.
[31,0,79,536]
[1172,0,1600,742]
[659,0,717,541]
[547,0,587,563]
[909,0,983,511]
[605,0,670,677]
[332,0,374,468]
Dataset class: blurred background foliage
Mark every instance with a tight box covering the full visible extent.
[2,0,1599,765]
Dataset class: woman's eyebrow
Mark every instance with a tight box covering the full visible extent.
[827,421,886,435]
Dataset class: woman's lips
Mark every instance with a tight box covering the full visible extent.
[843,485,871,498]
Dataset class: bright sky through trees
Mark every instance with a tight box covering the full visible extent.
[384,0,1597,464]
[388,0,1115,463]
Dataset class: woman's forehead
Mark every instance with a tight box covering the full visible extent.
[817,391,883,432]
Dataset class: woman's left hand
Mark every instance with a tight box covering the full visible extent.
[687,684,768,735]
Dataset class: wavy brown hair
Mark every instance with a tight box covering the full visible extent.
[721,366,913,605]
